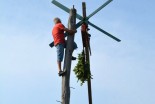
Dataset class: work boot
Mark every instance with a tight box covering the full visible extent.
[72,56,76,60]
[58,71,65,76]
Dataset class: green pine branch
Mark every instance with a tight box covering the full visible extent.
[73,51,93,86]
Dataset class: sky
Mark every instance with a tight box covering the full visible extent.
[0,0,155,104]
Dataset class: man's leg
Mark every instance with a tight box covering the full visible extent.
[56,44,65,76]
[73,41,78,50]
[64,40,77,60]
[72,41,78,60]
[57,61,61,72]
[57,61,65,76]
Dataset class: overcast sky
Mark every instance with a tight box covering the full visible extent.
[0,0,155,104]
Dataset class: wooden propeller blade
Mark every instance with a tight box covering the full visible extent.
[87,0,113,20]
[88,21,121,42]
[52,0,83,20]
[75,21,84,29]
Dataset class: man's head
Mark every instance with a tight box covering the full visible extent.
[53,17,61,24]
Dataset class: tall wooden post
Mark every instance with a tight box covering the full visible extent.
[61,7,76,104]
[82,2,93,104]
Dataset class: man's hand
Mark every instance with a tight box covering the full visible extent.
[64,28,77,35]
[72,29,77,33]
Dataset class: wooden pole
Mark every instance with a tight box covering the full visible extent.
[61,7,76,104]
[82,2,93,104]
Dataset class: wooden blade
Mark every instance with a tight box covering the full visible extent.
[52,0,83,20]
[75,21,83,29]
[88,21,121,42]
[87,0,113,19]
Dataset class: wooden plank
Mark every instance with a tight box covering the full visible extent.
[82,2,93,104]
[61,7,76,104]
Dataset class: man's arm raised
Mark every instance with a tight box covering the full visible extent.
[64,28,77,35]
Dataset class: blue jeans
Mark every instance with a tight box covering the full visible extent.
[55,42,77,62]
[56,44,64,62]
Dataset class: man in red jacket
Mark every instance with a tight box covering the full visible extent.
[52,17,77,76]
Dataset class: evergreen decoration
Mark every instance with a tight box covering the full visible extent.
[73,51,93,86]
